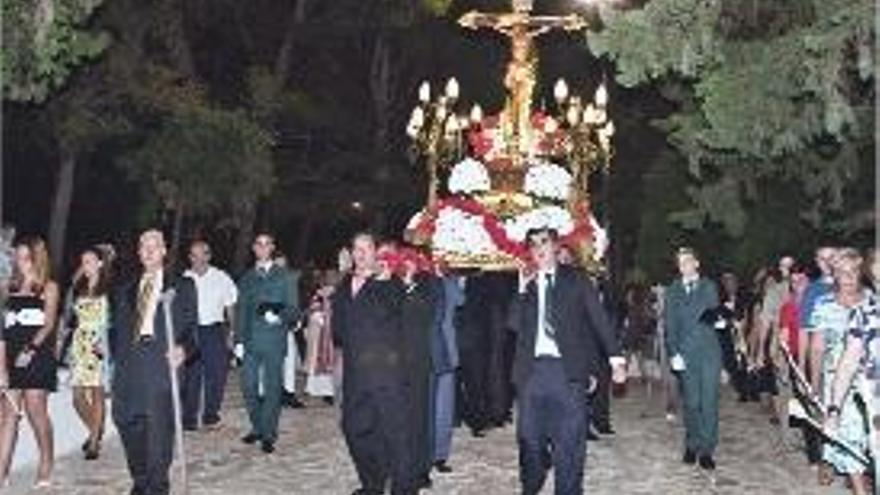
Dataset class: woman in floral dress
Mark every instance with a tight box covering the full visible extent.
[813,248,871,494]
[827,248,880,495]
[63,246,112,460]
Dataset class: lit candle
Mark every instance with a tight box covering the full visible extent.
[553,79,569,103]
[419,81,431,103]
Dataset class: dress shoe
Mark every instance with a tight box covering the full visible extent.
[283,392,305,409]
[434,460,453,473]
[183,424,198,432]
[682,449,697,464]
[596,424,615,435]
[698,455,715,470]
[350,489,381,495]
[471,428,486,438]
[417,475,433,489]
[261,440,275,454]
[241,433,262,445]
[586,429,600,441]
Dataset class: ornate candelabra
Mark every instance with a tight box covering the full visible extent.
[406,77,480,209]
[550,78,615,207]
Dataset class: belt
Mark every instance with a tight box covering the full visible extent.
[535,355,562,361]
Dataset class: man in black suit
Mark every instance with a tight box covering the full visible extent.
[510,228,626,495]
[332,233,414,495]
[110,229,197,495]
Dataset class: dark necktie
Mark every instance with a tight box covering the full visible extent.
[543,273,556,341]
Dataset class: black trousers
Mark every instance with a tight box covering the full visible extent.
[517,359,587,495]
[342,379,415,495]
[459,345,490,431]
[182,324,229,426]
[592,362,611,430]
[115,394,175,495]
[408,369,432,481]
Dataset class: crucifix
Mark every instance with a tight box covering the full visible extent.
[459,1,587,165]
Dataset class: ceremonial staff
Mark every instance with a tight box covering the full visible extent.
[161,289,189,495]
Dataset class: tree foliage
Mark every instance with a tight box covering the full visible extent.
[2,0,110,102]
[589,0,874,237]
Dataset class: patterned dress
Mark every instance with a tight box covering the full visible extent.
[70,295,110,388]
[848,292,880,420]
[812,291,871,474]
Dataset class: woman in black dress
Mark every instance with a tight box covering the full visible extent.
[0,236,59,488]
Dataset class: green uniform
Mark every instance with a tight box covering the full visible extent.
[665,277,721,456]
[236,263,297,442]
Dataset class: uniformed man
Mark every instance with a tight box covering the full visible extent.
[234,232,297,454]
[665,247,721,470]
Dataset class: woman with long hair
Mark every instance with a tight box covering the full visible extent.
[60,246,112,459]
[0,236,59,488]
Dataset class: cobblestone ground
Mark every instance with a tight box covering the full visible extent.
[6,380,851,494]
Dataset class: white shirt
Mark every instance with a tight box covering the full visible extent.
[138,269,164,338]
[185,265,238,326]
[534,269,561,358]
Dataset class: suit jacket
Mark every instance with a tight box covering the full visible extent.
[509,265,620,389]
[331,275,407,391]
[664,277,720,360]
[109,271,197,420]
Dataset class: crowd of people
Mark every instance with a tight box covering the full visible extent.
[619,245,880,494]
[0,224,877,495]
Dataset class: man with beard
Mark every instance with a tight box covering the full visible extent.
[333,233,413,495]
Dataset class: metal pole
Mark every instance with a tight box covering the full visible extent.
[161,289,189,495]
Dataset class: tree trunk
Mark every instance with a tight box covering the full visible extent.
[48,147,76,276]
[293,206,316,266]
[232,200,257,275]
[168,199,186,272]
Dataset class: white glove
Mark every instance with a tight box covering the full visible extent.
[264,311,281,325]
[670,354,686,372]
[714,318,726,330]
[233,343,245,360]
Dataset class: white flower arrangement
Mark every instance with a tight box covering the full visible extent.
[504,205,574,242]
[433,206,496,255]
[448,157,491,195]
[523,161,572,201]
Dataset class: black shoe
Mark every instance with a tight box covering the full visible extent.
[84,448,100,461]
[350,489,381,495]
[698,455,715,470]
[434,460,452,473]
[586,429,600,441]
[682,450,697,464]
[183,424,198,432]
[471,428,486,438]
[596,424,615,435]
[417,475,433,489]
[282,392,305,408]
[261,440,275,454]
[322,397,335,406]
[241,433,261,445]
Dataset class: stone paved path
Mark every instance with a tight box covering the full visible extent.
[5,381,851,494]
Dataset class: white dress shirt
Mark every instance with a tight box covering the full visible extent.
[138,269,164,338]
[185,265,238,326]
[534,269,561,358]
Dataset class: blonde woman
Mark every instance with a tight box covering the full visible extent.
[0,236,59,488]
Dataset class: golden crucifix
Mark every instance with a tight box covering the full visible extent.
[459,3,586,165]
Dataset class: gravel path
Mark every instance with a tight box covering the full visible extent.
[4,380,851,494]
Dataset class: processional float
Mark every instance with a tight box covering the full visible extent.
[404,0,615,271]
